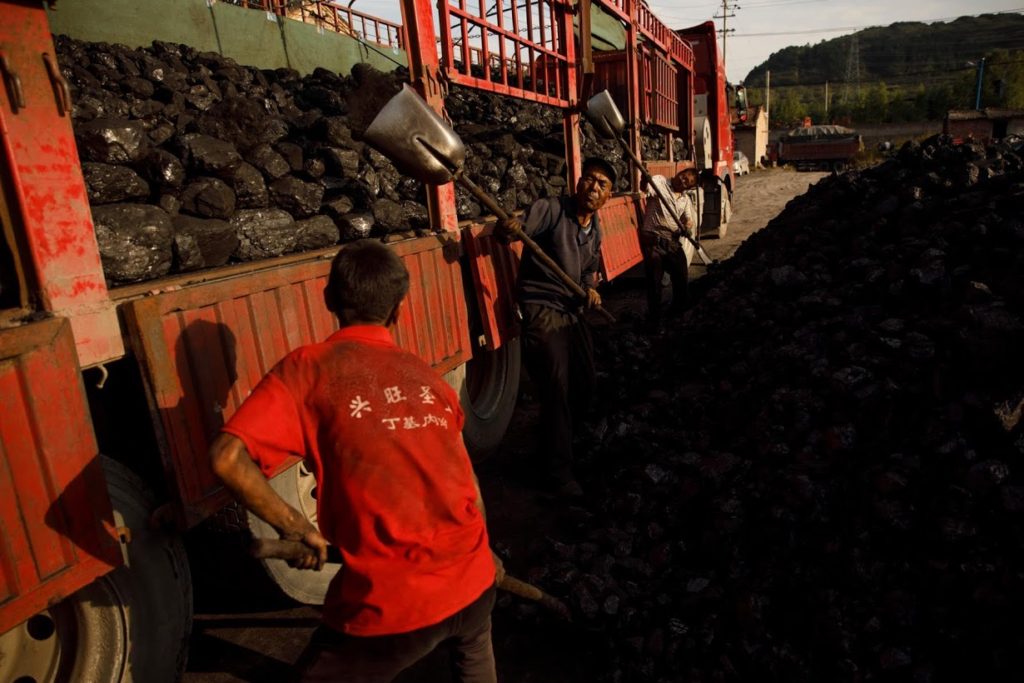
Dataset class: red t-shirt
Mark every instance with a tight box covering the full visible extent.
[222,325,495,636]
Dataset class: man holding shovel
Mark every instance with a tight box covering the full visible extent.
[495,157,616,497]
[209,240,501,682]
[639,167,701,331]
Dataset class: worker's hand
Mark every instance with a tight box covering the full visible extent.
[584,286,602,310]
[492,551,506,585]
[282,524,328,571]
[494,216,523,244]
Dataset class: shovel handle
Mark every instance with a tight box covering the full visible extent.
[457,174,616,324]
[251,537,337,564]
[251,538,571,620]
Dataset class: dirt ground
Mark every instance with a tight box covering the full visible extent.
[182,167,829,683]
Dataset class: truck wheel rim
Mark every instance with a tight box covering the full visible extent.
[0,609,62,683]
[295,460,319,524]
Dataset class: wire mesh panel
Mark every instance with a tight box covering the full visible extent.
[439,0,575,106]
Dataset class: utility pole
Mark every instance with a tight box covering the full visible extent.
[825,80,829,118]
[975,57,986,110]
[714,0,738,74]
[765,70,770,118]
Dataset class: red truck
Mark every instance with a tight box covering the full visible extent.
[0,0,735,679]
[771,123,863,171]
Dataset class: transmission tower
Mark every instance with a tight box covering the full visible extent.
[714,0,739,74]
[841,35,860,105]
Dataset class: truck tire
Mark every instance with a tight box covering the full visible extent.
[0,457,192,683]
[246,460,342,605]
[717,187,732,238]
[445,340,522,459]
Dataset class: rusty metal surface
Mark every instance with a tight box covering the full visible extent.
[0,3,123,367]
[463,223,522,351]
[0,317,121,635]
[597,195,643,282]
[123,236,471,528]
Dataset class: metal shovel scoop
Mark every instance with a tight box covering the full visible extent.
[363,85,615,323]
[584,90,714,266]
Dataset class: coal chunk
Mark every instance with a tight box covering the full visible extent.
[231,208,297,260]
[139,149,186,190]
[172,215,238,270]
[294,215,340,251]
[180,177,236,219]
[245,143,291,180]
[335,213,375,241]
[92,203,173,283]
[227,162,269,209]
[177,133,242,175]
[82,163,150,204]
[268,176,323,218]
[76,118,150,164]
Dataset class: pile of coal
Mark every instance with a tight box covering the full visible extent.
[518,135,1024,681]
[58,36,659,286]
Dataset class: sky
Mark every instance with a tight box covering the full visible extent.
[642,0,1024,83]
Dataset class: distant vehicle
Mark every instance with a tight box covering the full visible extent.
[732,150,750,176]
[769,124,863,171]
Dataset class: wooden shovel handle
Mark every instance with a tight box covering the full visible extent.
[457,174,616,324]
[251,538,571,620]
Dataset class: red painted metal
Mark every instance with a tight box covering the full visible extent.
[677,22,734,183]
[0,2,122,367]
[123,237,471,528]
[644,46,679,131]
[462,223,522,351]
[438,0,575,107]
[597,195,643,282]
[401,0,460,233]
[0,317,121,635]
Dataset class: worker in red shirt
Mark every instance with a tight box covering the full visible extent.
[209,239,500,682]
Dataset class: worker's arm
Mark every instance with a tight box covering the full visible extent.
[209,433,328,570]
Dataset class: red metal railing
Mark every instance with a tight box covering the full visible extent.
[644,46,679,131]
[438,0,575,107]
[226,0,404,49]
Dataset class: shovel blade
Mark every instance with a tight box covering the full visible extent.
[584,90,626,140]
[363,84,467,185]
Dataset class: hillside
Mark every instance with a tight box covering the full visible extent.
[740,13,1024,125]
[743,13,1024,88]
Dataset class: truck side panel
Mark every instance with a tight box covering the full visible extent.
[464,225,523,352]
[599,195,644,281]
[0,2,122,367]
[123,236,471,528]
[0,318,121,635]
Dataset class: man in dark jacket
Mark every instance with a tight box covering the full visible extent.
[496,157,615,496]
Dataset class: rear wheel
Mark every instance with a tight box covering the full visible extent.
[246,460,342,605]
[0,457,192,683]
[445,341,522,460]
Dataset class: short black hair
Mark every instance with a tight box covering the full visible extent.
[325,240,409,323]
[582,157,617,187]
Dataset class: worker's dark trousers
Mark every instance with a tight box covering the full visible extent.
[296,586,496,683]
[640,231,689,326]
[520,302,596,484]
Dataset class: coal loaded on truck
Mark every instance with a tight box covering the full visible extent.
[771,123,864,171]
[0,0,738,679]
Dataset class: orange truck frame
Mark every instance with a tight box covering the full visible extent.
[0,0,734,678]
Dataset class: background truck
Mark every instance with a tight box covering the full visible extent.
[771,123,863,171]
[0,0,736,679]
